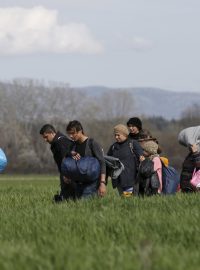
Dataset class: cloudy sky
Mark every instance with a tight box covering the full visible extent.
[0,0,199,92]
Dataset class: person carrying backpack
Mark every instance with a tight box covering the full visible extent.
[139,141,162,195]
[107,124,143,197]
[63,120,106,199]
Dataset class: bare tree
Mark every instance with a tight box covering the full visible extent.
[92,89,135,120]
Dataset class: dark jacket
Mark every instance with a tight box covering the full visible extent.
[107,139,143,188]
[128,130,144,141]
[180,151,200,192]
[50,132,74,173]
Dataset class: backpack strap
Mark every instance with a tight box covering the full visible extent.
[87,138,95,156]
[111,143,116,153]
[128,140,139,169]
[57,135,65,140]
[129,141,135,155]
[160,156,169,167]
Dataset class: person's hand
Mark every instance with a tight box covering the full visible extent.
[140,155,145,162]
[98,182,106,197]
[191,144,198,153]
[71,151,81,160]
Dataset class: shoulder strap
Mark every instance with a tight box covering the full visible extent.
[128,140,137,157]
[128,140,139,169]
[112,140,137,156]
[87,138,95,155]
[57,135,65,140]
[129,141,134,154]
[112,143,115,152]
[88,138,93,148]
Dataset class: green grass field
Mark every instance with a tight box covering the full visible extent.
[0,175,200,270]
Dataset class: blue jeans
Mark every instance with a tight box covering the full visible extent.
[76,180,98,199]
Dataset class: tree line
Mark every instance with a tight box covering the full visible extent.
[0,79,199,174]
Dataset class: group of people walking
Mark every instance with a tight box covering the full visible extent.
[39,117,200,202]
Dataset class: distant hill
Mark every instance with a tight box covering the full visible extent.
[79,86,200,119]
[1,80,199,120]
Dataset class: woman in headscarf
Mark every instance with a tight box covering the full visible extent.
[178,126,200,192]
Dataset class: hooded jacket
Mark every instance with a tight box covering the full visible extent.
[50,132,74,172]
[178,126,200,191]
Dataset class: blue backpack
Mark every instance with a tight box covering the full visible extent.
[161,161,180,194]
[0,148,7,173]
[61,156,100,183]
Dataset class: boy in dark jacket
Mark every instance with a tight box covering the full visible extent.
[40,124,76,200]
[127,117,143,141]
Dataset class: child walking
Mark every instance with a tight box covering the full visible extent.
[140,140,162,194]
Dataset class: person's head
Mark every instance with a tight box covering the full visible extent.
[39,124,56,144]
[142,141,159,157]
[66,120,84,142]
[127,117,142,134]
[139,129,153,140]
[138,129,162,154]
[114,124,129,143]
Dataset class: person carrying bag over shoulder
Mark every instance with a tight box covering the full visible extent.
[137,141,162,196]
[61,120,106,199]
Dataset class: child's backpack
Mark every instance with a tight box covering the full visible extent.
[0,148,7,173]
[161,161,180,194]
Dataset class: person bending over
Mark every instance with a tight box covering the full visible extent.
[40,124,76,201]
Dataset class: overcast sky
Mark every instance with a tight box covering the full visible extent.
[0,0,199,92]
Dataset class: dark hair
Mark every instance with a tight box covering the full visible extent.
[66,120,84,133]
[39,124,56,135]
[127,117,142,130]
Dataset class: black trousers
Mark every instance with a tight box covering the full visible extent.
[60,174,77,200]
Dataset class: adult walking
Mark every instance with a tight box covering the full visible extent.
[65,120,106,199]
[178,126,200,192]
[40,124,76,201]
[107,124,143,196]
